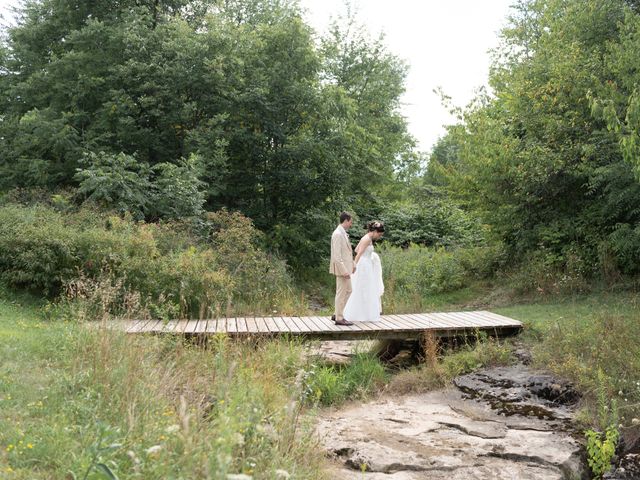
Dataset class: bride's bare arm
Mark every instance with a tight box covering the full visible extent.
[353,235,372,265]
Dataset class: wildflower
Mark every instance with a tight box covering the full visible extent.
[145,445,162,457]
[27,443,33,449]
[232,432,245,446]
[165,424,180,434]
[127,450,140,465]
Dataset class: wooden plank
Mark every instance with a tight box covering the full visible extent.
[253,317,270,334]
[349,319,379,331]
[355,320,385,332]
[478,311,523,326]
[205,319,218,333]
[224,318,237,334]
[235,317,248,334]
[428,312,466,330]
[310,316,341,332]
[194,319,208,334]
[384,315,420,331]
[302,317,323,333]
[376,315,404,330]
[296,316,319,332]
[464,311,520,329]
[159,320,179,333]
[406,314,437,328]
[444,311,487,328]
[334,318,365,332]
[126,319,152,333]
[272,317,291,333]
[175,319,191,334]
[141,319,164,332]
[113,310,523,340]
[183,319,199,334]
[214,318,228,334]
[123,320,138,333]
[394,314,427,329]
[419,313,444,328]
[432,312,472,330]
[458,311,501,327]
[376,316,401,331]
[280,317,306,333]
[297,316,317,333]
[433,312,470,328]
[262,316,279,333]
[245,317,259,334]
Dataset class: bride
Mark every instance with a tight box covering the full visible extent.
[343,221,385,322]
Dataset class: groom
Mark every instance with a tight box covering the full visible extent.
[330,212,355,326]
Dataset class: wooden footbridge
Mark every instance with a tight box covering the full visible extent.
[107,311,522,341]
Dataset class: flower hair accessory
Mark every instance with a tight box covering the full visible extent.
[367,220,385,232]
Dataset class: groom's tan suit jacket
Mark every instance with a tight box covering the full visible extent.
[330,225,354,276]
[330,224,354,321]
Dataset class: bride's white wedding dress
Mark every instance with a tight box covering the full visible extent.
[343,244,384,322]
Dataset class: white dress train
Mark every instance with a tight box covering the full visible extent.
[343,244,384,322]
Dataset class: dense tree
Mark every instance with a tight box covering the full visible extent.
[0,0,416,267]
[430,0,640,275]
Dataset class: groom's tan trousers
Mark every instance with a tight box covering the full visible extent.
[335,276,352,321]
[330,225,354,321]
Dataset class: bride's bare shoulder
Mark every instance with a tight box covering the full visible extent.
[355,234,371,252]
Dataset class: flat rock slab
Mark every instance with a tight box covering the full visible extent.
[317,386,585,479]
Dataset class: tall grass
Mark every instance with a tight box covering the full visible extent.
[378,243,503,313]
[387,332,514,395]
[497,291,640,428]
[301,352,389,406]
[0,289,326,479]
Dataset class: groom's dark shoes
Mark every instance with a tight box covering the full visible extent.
[331,314,353,325]
[335,318,354,326]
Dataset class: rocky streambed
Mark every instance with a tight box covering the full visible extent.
[316,354,588,479]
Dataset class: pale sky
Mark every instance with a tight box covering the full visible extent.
[0,0,514,151]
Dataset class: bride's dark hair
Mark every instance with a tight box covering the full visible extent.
[366,220,385,233]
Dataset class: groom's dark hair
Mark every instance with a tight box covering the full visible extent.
[339,212,352,223]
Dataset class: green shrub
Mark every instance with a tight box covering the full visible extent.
[75,151,153,220]
[608,224,640,275]
[379,201,485,248]
[302,353,388,406]
[0,203,296,318]
[504,248,590,296]
[380,244,465,297]
[585,426,619,479]
[75,151,206,221]
[0,204,81,295]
